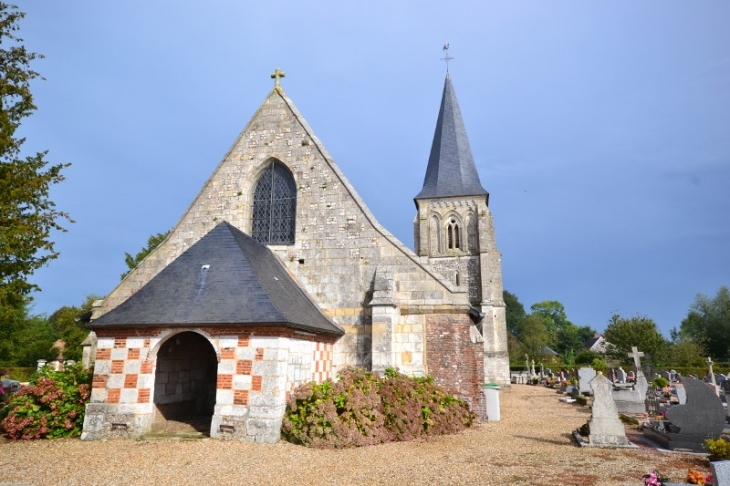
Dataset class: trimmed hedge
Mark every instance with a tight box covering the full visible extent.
[281,367,473,448]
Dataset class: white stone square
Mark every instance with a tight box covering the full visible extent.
[120,388,138,404]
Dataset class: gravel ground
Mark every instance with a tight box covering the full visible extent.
[0,385,709,486]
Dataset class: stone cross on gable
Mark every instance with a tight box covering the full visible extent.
[707,356,714,376]
[628,346,644,370]
[270,68,285,88]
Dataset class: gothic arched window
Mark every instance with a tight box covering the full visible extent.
[447,218,461,250]
[251,161,296,245]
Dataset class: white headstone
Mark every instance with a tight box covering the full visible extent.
[588,373,632,447]
[579,367,598,394]
[616,367,627,383]
[675,383,687,405]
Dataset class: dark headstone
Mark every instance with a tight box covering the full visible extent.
[643,376,725,452]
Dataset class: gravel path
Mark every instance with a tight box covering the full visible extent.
[0,385,709,486]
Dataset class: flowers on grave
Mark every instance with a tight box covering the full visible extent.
[687,468,712,485]
[642,469,669,486]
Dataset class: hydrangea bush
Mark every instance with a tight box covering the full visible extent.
[0,364,92,440]
[282,367,473,448]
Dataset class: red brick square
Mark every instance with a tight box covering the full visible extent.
[107,388,121,403]
[234,390,249,405]
[96,349,111,360]
[127,348,140,359]
[255,348,264,361]
[236,360,252,375]
[252,375,262,392]
[140,360,153,374]
[114,338,127,349]
[138,388,150,403]
[220,348,234,360]
[217,374,233,389]
[92,374,108,389]
[111,360,124,374]
[238,335,250,347]
[124,374,138,388]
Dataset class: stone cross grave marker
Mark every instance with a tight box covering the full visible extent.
[628,346,644,370]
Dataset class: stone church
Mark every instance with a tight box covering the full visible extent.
[81,69,509,443]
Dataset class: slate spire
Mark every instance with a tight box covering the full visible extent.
[415,74,488,200]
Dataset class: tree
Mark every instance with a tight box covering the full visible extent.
[0,3,71,311]
[679,286,730,361]
[121,231,170,280]
[0,298,55,367]
[603,314,668,366]
[529,300,596,359]
[47,295,101,361]
[503,290,526,337]
[514,314,550,362]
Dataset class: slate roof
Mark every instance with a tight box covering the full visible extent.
[90,222,343,335]
[415,74,489,200]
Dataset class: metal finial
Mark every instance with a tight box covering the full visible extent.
[441,43,454,73]
[271,68,285,88]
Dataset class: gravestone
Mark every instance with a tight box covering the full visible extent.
[586,373,633,447]
[707,356,715,383]
[578,367,597,394]
[645,391,661,416]
[723,380,730,419]
[664,370,672,382]
[613,371,650,414]
[643,376,725,452]
[616,368,627,383]
[711,460,730,486]
[670,370,678,382]
[675,383,687,405]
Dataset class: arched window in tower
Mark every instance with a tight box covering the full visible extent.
[447,217,461,250]
[430,214,442,254]
[251,161,296,245]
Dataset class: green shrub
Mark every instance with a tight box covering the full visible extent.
[281,367,473,448]
[652,376,669,389]
[705,437,730,461]
[0,364,92,440]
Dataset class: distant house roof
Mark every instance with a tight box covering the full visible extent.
[414,74,489,201]
[585,335,610,353]
[90,222,343,336]
[541,346,559,356]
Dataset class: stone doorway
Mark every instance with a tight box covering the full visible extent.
[151,331,218,436]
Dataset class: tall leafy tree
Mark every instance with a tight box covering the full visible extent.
[0,3,71,311]
[47,295,102,362]
[603,314,668,366]
[679,286,730,361]
[503,290,526,337]
[121,231,170,280]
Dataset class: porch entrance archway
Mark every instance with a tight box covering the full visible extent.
[152,331,217,435]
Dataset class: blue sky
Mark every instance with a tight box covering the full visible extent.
[16,1,730,337]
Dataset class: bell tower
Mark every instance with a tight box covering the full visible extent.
[413,73,511,385]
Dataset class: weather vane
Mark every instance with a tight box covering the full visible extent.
[441,43,454,73]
